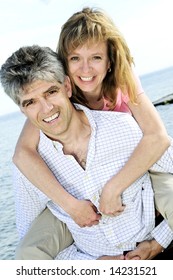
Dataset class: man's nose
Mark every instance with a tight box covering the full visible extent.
[40,98,53,113]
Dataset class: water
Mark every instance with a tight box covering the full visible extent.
[0,112,26,260]
[0,66,173,260]
[140,66,173,135]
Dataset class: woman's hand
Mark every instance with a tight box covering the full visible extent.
[68,199,101,227]
[99,181,125,216]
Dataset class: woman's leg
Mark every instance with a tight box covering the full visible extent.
[150,171,173,230]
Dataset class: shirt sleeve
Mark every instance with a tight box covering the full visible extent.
[150,137,173,173]
[151,220,173,248]
[13,164,46,239]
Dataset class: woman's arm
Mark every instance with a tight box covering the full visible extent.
[13,119,101,226]
[99,93,170,215]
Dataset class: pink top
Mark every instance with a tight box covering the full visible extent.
[102,72,144,114]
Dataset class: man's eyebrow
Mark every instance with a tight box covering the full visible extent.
[21,85,61,107]
[21,98,33,107]
[44,85,60,93]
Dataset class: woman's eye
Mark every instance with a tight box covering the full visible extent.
[70,56,79,61]
[93,56,102,60]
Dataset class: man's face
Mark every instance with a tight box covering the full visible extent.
[20,77,73,139]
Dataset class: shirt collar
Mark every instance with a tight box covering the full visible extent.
[40,103,97,152]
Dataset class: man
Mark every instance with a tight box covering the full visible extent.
[1,45,173,260]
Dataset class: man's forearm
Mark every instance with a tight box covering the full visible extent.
[151,220,173,249]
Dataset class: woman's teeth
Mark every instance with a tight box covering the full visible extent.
[80,76,93,81]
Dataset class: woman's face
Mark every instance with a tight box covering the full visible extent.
[67,41,110,98]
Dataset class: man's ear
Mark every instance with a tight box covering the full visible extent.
[64,76,72,98]
[20,107,23,114]
[19,105,24,114]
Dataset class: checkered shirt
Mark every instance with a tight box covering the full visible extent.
[13,104,173,259]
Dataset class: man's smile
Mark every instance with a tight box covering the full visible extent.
[43,112,60,123]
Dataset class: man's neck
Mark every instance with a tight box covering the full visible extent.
[51,109,91,169]
[62,111,91,169]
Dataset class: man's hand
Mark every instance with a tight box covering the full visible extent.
[124,240,164,260]
[97,239,163,260]
[99,182,125,216]
[68,200,101,227]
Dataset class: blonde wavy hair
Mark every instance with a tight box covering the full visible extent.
[57,7,138,109]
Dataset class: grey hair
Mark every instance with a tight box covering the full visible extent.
[0,45,65,105]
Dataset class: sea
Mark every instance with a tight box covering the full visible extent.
[0,66,173,260]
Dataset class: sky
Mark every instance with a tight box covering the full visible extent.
[0,0,173,116]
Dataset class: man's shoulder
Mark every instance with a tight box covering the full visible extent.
[75,103,140,132]
[92,110,142,136]
[92,110,134,124]
[76,103,132,121]
[38,130,52,149]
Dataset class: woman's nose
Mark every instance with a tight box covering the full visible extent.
[80,60,92,73]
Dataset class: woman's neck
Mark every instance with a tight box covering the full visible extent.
[87,96,104,110]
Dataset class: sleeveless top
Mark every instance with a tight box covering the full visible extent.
[103,72,144,114]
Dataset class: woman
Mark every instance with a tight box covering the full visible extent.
[13,7,172,259]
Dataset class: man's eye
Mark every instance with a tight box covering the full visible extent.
[48,89,59,96]
[49,90,57,95]
[25,100,34,107]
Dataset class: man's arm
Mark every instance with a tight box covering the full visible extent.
[13,165,46,238]
[124,239,163,260]
[151,219,173,249]
[125,218,173,260]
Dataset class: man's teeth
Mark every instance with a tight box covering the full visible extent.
[80,76,93,81]
[44,113,59,123]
